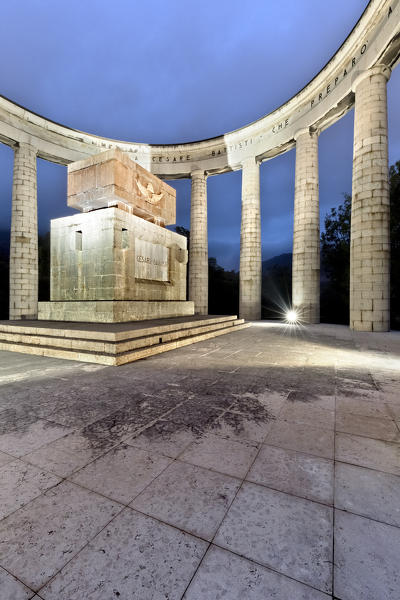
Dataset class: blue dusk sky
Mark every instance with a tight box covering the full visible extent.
[0,0,399,269]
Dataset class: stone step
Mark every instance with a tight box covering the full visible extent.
[0,316,249,366]
[0,317,245,354]
[0,314,238,342]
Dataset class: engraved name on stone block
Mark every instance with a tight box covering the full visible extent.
[135,239,169,282]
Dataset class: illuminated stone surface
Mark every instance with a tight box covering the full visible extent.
[350,65,391,332]
[68,148,176,225]
[39,152,193,323]
[292,128,320,323]
[47,207,188,303]
[189,169,208,315]
[0,322,399,598]
[9,143,38,320]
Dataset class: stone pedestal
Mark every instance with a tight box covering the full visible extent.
[292,128,320,323]
[39,150,194,323]
[350,66,391,332]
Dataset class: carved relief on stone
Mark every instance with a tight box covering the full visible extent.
[136,179,164,204]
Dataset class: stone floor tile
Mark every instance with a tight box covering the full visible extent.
[0,449,13,467]
[335,412,400,442]
[0,566,33,600]
[131,460,240,540]
[39,508,207,600]
[23,431,117,478]
[334,510,400,600]
[0,419,71,458]
[279,404,335,429]
[0,480,120,591]
[385,403,400,419]
[180,433,259,478]
[247,444,334,504]
[45,399,115,428]
[0,459,60,521]
[70,443,171,504]
[209,410,275,443]
[184,546,330,599]
[286,391,335,411]
[336,396,388,418]
[335,433,400,476]
[215,482,333,593]
[126,419,199,458]
[166,402,223,433]
[265,421,334,459]
[335,462,400,527]
[230,391,286,418]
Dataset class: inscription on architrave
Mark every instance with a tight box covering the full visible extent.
[135,239,169,282]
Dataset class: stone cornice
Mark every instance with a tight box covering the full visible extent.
[0,0,399,178]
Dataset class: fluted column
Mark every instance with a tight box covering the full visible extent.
[9,142,38,320]
[189,169,208,314]
[240,157,261,320]
[350,65,391,332]
[292,128,320,323]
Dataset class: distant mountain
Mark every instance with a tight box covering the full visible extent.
[262,253,292,274]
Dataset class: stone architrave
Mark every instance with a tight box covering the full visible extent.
[350,65,391,332]
[292,128,320,324]
[9,142,38,320]
[189,170,208,315]
[240,157,261,320]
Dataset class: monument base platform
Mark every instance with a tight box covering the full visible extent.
[38,300,195,323]
[0,315,249,366]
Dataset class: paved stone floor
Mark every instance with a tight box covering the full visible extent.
[0,322,399,600]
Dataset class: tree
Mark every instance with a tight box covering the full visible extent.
[321,163,400,329]
[320,193,351,324]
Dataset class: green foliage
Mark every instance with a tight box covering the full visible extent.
[320,193,351,324]
[174,225,190,242]
[321,164,400,329]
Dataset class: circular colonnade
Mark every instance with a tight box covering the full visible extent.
[1,0,399,330]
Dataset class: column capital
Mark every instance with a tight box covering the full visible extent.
[16,140,38,153]
[294,127,319,141]
[351,64,391,92]
[191,169,207,179]
[241,156,259,170]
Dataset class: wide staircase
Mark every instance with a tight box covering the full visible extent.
[0,315,249,366]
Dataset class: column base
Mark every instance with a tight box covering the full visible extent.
[293,303,320,325]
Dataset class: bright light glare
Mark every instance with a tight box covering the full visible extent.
[285,310,298,323]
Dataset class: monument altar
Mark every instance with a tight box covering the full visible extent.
[38,149,194,322]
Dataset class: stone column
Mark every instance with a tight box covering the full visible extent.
[9,142,38,320]
[292,128,320,323]
[350,65,391,332]
[189,169,208,314]
[240,157,261,320]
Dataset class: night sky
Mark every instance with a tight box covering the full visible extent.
[0,0,399,269]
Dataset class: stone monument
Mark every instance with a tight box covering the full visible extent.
[38,149,194,322]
